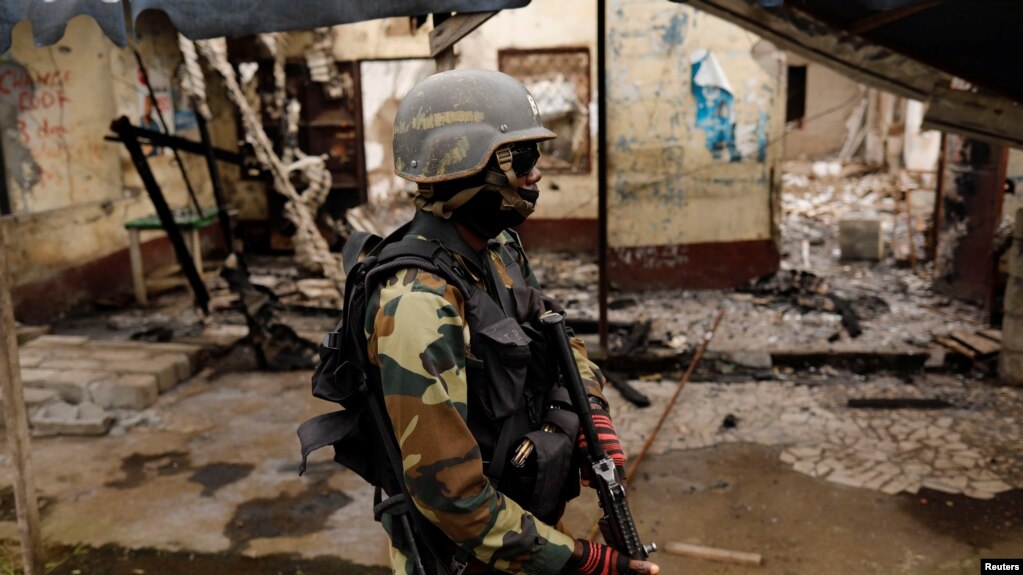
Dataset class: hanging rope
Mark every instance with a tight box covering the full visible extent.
[196,38,345,294]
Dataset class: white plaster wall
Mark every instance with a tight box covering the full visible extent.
[782,58,862,160]
[330,18,432,62]
[457,1,600,220]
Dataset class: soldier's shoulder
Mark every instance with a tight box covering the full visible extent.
[370,264,466,322]
[374,265,458,298]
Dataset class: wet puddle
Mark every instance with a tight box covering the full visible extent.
[225,481,353,551]
[106,451,192,489]
[189,463,255,497]
[900,488,1023,549]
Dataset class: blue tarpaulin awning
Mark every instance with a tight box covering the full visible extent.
[1,0,530,53]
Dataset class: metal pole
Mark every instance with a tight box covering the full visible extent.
[0,138,11,216]
[193,99,234,251]
[133,50,204,216]
[597,0,610,355]
[0,223,45,575]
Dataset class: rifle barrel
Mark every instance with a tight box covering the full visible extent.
[540,312,603,462]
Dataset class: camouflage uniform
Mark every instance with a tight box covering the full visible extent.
[366,230,608,575]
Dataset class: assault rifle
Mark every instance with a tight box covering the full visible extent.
[539,311,657,560]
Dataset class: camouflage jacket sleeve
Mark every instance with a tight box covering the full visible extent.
[569,337,610,409]
[366,266,575,575]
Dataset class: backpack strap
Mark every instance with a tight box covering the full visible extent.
[296,410,360,475]
[342,231,381,276]
[370,238,478,304]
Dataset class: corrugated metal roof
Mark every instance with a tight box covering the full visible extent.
[1,0,531,53]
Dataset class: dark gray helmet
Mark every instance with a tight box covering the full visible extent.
[393,69,556,184]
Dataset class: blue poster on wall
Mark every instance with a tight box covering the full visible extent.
[690,50,741,162]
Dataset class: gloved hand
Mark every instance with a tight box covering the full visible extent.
[563,540,660,575]
[577,403,627,483]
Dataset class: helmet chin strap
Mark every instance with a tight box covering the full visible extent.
[413,146,536,219]
[493,147,536,218]
[413,183,486,219]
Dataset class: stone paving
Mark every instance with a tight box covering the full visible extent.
[606,374,1022,500]
[1,335,202,436]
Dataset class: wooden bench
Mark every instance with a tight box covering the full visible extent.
[124,210,218,306]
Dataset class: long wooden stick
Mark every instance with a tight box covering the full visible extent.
[626,308,725,482]
[0,224,45,575]
[663,541,763,566]
[587,308,726,541]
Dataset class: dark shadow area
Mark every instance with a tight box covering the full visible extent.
[39,543,388,575]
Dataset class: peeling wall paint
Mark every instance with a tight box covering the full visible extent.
[607,0,784,249]
[691,50,740,161]
[0,59,42,206]
[1,13,238,309]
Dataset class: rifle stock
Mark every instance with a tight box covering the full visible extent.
[539,311,656,560]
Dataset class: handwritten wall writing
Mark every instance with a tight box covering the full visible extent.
[0,68,72,114]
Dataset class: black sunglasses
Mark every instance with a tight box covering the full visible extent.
[509,143,541,176]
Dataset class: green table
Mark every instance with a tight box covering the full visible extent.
[124,209,218,306]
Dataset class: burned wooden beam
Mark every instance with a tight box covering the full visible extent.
[618,320,652,357]
[603,371,650,408]
[111,117,210,314]
[566,318,637,334]
[429,11,497,57]
[104,128,242,164]
[847,398,952,409]
[771,350,930,373]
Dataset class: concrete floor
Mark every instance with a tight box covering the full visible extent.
[2,368,1021,574]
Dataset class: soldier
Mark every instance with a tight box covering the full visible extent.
[365,69,660,575]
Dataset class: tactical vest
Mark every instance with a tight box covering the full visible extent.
[298,217,581,572]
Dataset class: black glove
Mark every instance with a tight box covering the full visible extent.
[564,540,632,575]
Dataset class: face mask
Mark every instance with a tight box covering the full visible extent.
[453,186,540,239]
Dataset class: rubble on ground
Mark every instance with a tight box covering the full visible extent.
[605,373,1022,500]
[531,162,982,364]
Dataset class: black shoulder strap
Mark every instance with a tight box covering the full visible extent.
[377,237,445,264]
[369,238,477,303]
[342,231,381,275]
